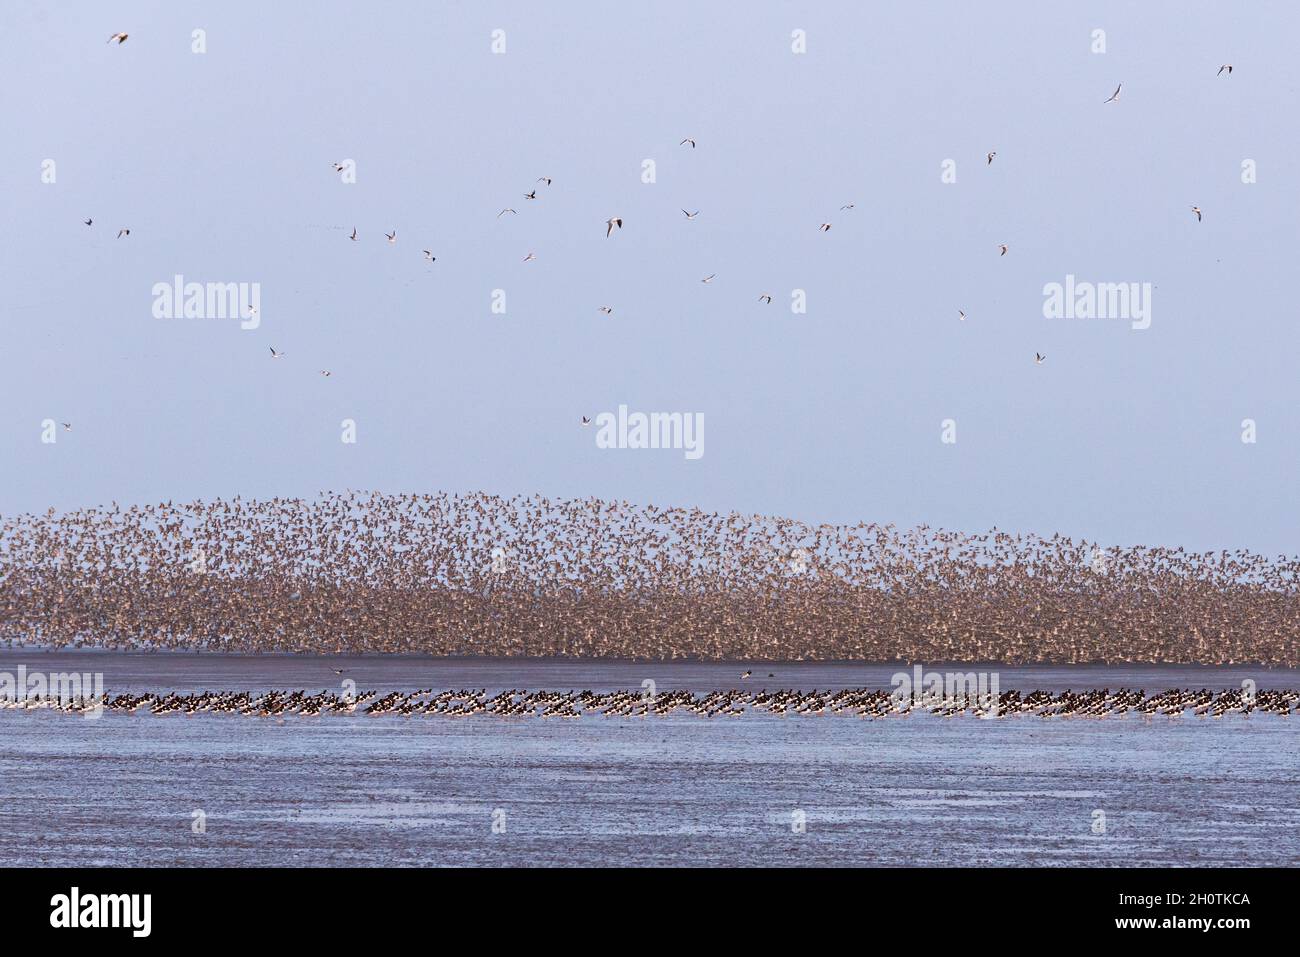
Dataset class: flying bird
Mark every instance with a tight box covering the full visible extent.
[269,347,285,359]
[958,310,966,321]
[422,250,436,261]
[681,210,699,219]
[605,217,622,238]
[700,274,716,284]
[1104,84,1122,103]
[839,204,855,210]
[83,218,92,226]
[1217,64,1233,76]
[349,228,358,241]
[581,416,591,426]
[998,244,1008,256]
[1191,206,1202,222]
[1034,353,1046,365]
[116,228,130,238]
[62,423,73,432]
[599,306,613,315]
[987,152,997,165]
[498,208,516,217]
[385,230,396,244]
[537,177,552,185]
[522,252,536,262]
[524,190,537,200]
[758,294,772,304]
[107,33,128,44]
[679,138,696,148]
[332,162,346,172]
[320,370,332,377]
[819,223,832,232]
[741,670,752,679]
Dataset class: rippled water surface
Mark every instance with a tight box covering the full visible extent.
[1,651,1296,866]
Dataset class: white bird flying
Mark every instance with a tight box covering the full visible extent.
[819,222,832,232]
[1104,83,1122,103]
[682,209,699,219]
[680,138,696,148]
[116,228,130,238]
[701,274,716,283]
[1035,352,1046,365]
[522,252,537,262]
[386,230,396,244]
[998,243,1008,256]
[987,151,997,165]
[422,250,436,261]
[269,347,285,359]
[606,217,622,238]
[599,306,613,315]
[108,33,128,44]
[1217,64,1233,76]
[498,208,516,217]
[759,294,772,303]
[349,228,358,241]
[1191,206,1202,222]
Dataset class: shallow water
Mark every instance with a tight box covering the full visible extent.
[1,651,1296,866]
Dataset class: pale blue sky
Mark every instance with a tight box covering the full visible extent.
[3,1,1297,553]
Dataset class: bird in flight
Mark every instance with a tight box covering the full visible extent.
[385,230,396,244]
[1034,353,1046,365]
[581,416,592,426]
[758,294,772,304]
[741,670,752,679]
[116,228,130,238]
[320,370,332,377]
[701,274,716,284]
[599,306,613,315]
[537,176,552,185]
[349,228,358,241]
[605,217,622,238]
[998,243,1008,256]
[1104,84,1122,103]
[524,190,537,200]
[62,422,73,432]
[269,347,285,359]
[522,252,537,262]
[332,162,346,172]
[840,203,855,210]
[680,138,696,148]
[83,218,93,226]
[987,151,997,165]
[107,33,128,44]
[498,208,516,217]
[958,310,966,321]
[1217,64,1233,76]
[819,222,832,232]
[1191,206,1203,222]
[422,250,436,261]
[681,209,699,220]
[332,669,345,675]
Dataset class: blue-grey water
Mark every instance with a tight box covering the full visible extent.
[1,651,1296,867]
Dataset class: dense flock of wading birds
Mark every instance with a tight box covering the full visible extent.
[70,32,1243,415]
[2,491,1298,665]
[4,686,1296,720]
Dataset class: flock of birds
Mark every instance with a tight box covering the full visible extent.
[80,31,1238,402]
[2,490,1297,665]
[4,685,1295,720]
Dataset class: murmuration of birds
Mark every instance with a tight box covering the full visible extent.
[1,490,1297,664]
[2,688,1296,719]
